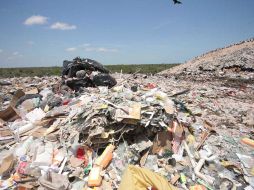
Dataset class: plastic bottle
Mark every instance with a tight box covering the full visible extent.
[155,91,175,114]
[122,88,133,100]
[15,136,34,157]
[241,138,254,148]
[15,123,34,135]
[95,144,114,168]
[100,152,113,168]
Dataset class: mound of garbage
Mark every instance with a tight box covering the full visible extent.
[160,38,254,79]
[0,57,254,190]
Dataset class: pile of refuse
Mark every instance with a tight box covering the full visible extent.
[160,38,254,80]
[0,59,254,190]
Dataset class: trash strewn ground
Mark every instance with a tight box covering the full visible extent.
[160,38,254,80]
[0,58,254,190]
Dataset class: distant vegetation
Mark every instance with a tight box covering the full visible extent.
[0,64,180,78]
[106,64,180,74]
[0,67,61,78]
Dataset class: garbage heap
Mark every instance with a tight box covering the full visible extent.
[0,74,254,190]
[62,57,117,91]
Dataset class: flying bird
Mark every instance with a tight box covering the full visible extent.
[173,0,182,4]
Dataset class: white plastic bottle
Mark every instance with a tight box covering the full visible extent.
[15,136,34,157]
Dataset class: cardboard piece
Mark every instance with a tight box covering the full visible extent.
[115,102,141,124]
[10,89,25,107]
[152,130,172,155]
[0,89,25,121]
[25,108,46,123]
[0,154,15,176]
[0,118,5,127]
[25,88,39,95]
[0,128,13,137]
[70,155,84,167]
[171,120,184,154]
[0,106,20,122]
[130,135,153,153]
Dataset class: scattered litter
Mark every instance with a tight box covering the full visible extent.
[0,56,254,189]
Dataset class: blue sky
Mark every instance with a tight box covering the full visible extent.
[0,0,253,67]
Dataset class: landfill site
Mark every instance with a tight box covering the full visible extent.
[0,38,254,190]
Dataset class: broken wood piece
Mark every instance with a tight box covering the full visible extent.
[101,98,129,114]
[203,120,216,133]
[170,89,190,97]
[196,131,210,151]
[140,149,150,167]
[58,157,67,174]
[44,119,61,136]
[183,141,196,168]
[194,146,216,185]
[170,174,180,185]
[196,120,217,151]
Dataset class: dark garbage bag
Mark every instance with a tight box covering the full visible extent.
[65,77,95,91]
[93,73,117,88]
[62,57,109,78]
[45,94,62,110]
[62,57,117,90]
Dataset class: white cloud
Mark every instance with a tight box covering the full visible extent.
[50,22,76,30]
[0,49,3,53]
[6,51,23,61]
[24,15,48,25]
[12,52,23,57]
[7,56,14,60]
[80,43,91,47]
[96,47,118,52]
[65,44,118,53]
[13,51,19,56]
[65,47,77,52]
[84,47,118,53]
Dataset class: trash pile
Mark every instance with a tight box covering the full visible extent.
[159,38,254,80]
[0,62,254,190]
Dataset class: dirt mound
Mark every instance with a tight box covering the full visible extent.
[160,38,254,78]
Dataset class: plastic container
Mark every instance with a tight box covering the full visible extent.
[190,185,207,190]
[95,144,114,168]
[100,152,113,168]
[241,138,254,148]
[88,166,102,187]
[15,136,34,157]
[14,123,34,136]
[76,147,85,159]
[32,142,54,166]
